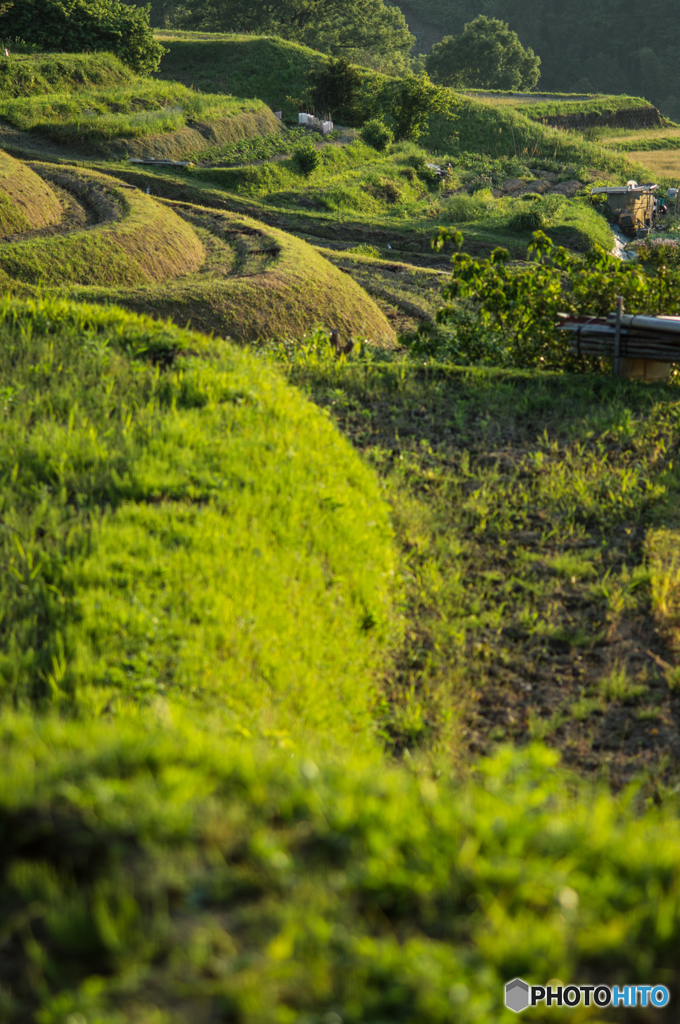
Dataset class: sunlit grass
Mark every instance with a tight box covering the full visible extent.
[0,80,258,142]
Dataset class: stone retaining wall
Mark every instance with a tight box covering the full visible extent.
[537,106,662,131]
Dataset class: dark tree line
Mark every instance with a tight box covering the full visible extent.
[396,0,680,116]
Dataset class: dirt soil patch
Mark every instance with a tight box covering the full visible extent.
[285,360,680,790]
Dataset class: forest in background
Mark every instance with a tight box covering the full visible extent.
[124,0,680,118]
[396,0,680,119]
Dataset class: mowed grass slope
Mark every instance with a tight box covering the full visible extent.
[73,201,396,343]
[156,31,326,121]
[0,163,204,286]
[0,51,135,96]
[0,51,281,162]
[0,297,396,741]
[0,148,62,233]
[0,155,393,342]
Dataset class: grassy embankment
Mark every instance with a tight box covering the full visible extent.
[0,158,394,342]
[72,199,396,343]
[0,51,136,95]
[0,163,204,286]
[0,148,62,232]
[4,303,680,1022]
[0,299,395,738]
[0,52,281,161]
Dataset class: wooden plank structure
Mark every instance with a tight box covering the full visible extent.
[557,306,680,380]
[128,158,191,167]
[591,182,658,236]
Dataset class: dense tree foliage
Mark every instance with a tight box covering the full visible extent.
[426,15,540,90]
[395,0,680,116]
[169,0,415,73]
[0,0,163,74]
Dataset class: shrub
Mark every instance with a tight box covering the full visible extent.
[508,207,544,232]
[293,140,320,175]
[361,117,394,150]
[432,227,680,369]
[637,237,680,268]
[0,0,165,75]
[442,193,488,223]
[367,174,403,203]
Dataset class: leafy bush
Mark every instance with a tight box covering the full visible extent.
[507,206,544,232]
[430,227,680,368]
[293,140,321,174]
[361,116,394,150]
[0,0,164,75]
[636,237,680,268]
[442,193,489,223]
[367,174,403,203]
[380,73,450,141]
[312,55,362,121]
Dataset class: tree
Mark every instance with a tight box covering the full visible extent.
[171,0,415,72]
[426,15,540,91]
[381,73,449,140]
[0,0,164,75]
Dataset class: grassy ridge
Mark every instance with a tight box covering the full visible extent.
[0,81,275,147]
[0,297,396,740]
[0,51,281,160]
[0,158,395,343]
[70,199,396,342]
[0,165,204,285]
[524,95,654,120]
[0,149,62,233]
[0,51,135,96]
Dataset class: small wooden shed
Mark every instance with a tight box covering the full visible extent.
[591,181,658,234]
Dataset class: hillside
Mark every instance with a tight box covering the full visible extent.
[4,27,680,1024]
[392,0,680,120]
[0,51,281,161]
[0,157,393,342]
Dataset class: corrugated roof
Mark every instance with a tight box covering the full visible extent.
[591,183,658,195]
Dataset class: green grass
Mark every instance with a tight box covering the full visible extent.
[0,148,62,233]
[0,80,268,145]
[0,164,204,286]
[275,348,680,787]
[5,717,680,1023]
[522,95,653,120]
[69,200,396,343]
[155,31,327,121]
[0,51,135,97]
[0,297,396,742]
